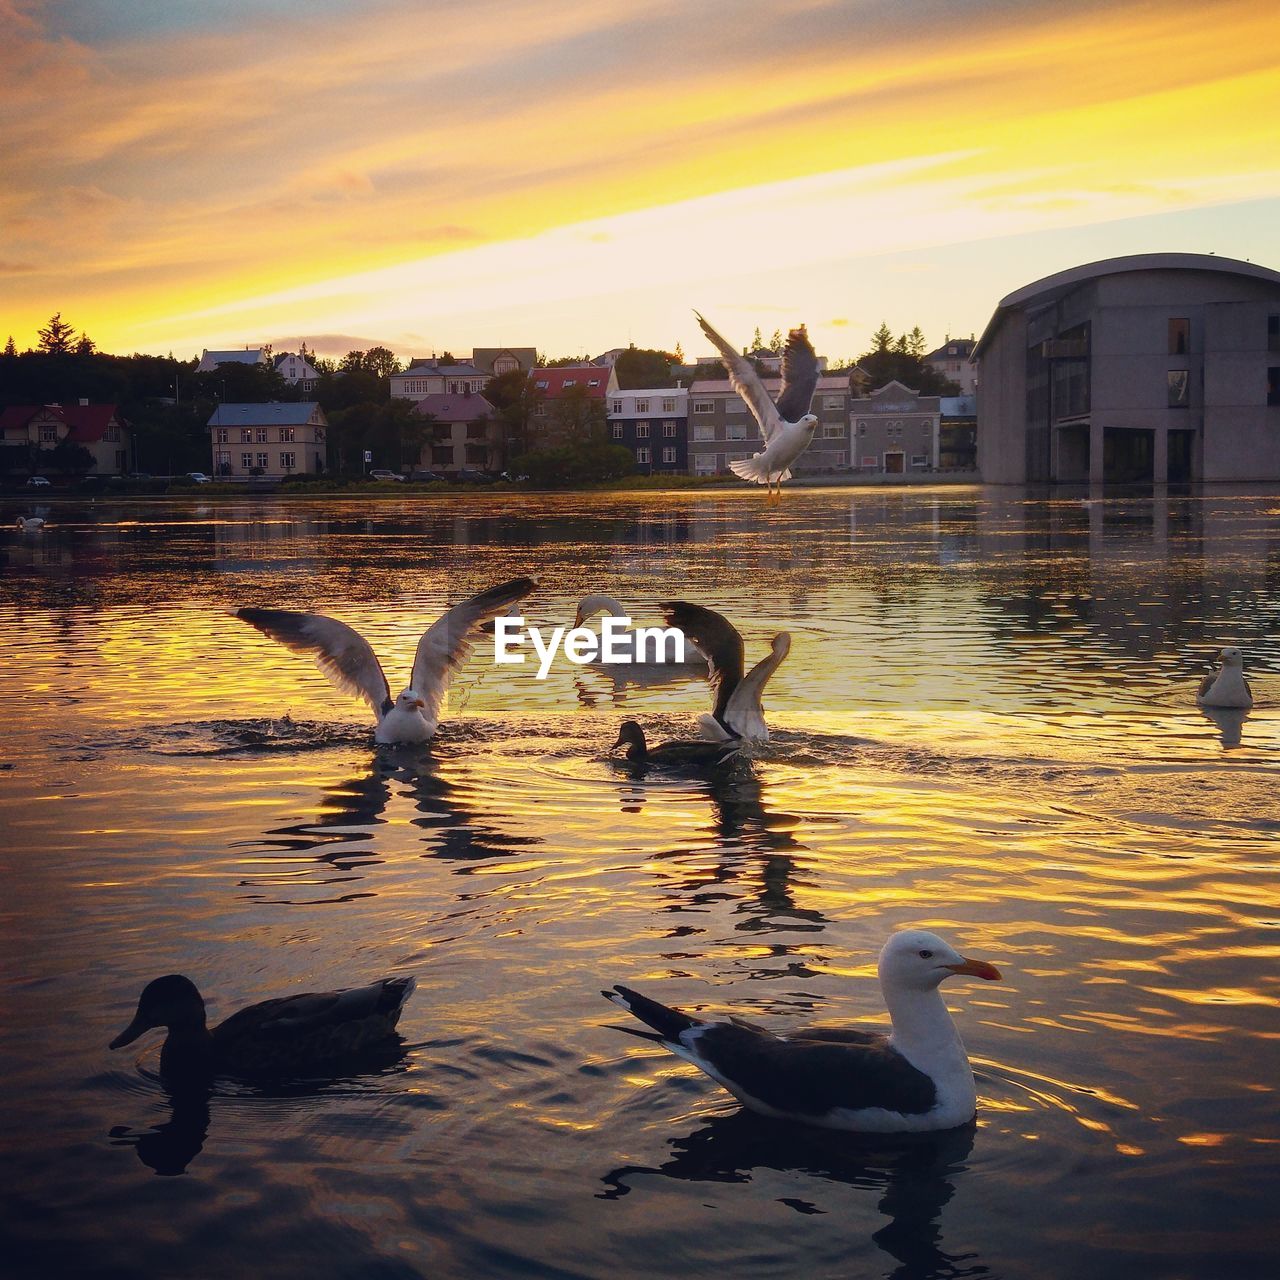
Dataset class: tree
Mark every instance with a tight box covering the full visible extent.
[769,328,783,353]
[545,384,607,443]
[613,347,677,390]
[37,313,77,356]
[75,334,97,356]
[363,346,402,379]
[485,370,541,461]
[512,440,635,487]
[857,322,960,396]
[3,336,16,358]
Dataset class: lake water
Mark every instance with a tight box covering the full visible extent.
[2,487,1278,1279]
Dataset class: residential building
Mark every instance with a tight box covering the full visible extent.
[529,364,620,445]
[390,360,488,400]
[0,401,131,474]
[273,351,321,392]
[849,382,942,473]
[924,337,978,395]
[470,347,537,378]
[685,373,853,475]
[196,348,270,372]
[208,402,328,478]
[974,253,1280,483]
[939,396,978,471]
[414,392,500,474]
[607,387,687,473]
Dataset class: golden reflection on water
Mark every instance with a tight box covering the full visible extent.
[2,487,1279,1275]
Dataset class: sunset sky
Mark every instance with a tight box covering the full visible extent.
[3,0,1279,364]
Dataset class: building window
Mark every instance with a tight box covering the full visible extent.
[823,423,845,437]
[215,428,228,444]
[922,421,931,433]
[635,398,649,414]
[1268,367,1280,407]
[241,452,254,468]
[587,379,600,388]
[611,399,623,415]
[693,400,714,413]
[1168,370,1189,407]
[726,424,749,440]
[831,451,846,467]
[280,428,295,442]
[612,424,624,439]
[692,424,716,441]
[861,455,877,468]
[636,421,650,438]
[1169,317,1189,355]
[38,425,57,442]
[535,380,548,390]
[823,396,843,410]
[216,451,230,468]
[636,447,650,464]
[858,421,867,435]
[662,398,676,413]
[315,428,325,442]
[241,429,253,443]
[563,379,576,388]
[256,452,269,468]
[911,454,929,467]
[256,428,269,443]
[662,447,676,463]
[280,452,296,469]
[663,421,677,437]
[104,425,120,442]
[694,457,717,475]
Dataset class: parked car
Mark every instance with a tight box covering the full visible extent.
[451,468,496,485]
[186,471,212,484]
[25,475,51,487]
[408,470,446,483]
[368,469,404,482]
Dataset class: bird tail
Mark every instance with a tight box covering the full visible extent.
[729,455,791,484]
[603,985,702,1045]
[379,975,417,1018]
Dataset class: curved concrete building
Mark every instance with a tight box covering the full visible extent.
[973,254,1280,483]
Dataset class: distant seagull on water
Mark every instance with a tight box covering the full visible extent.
[234,577,536,744]
[695,311,820,497]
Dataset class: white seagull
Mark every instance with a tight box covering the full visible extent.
[605,928,1003,1134]
[573,593,702,675]
[659,600,790,742]
[1196,646,1253,708]
[234,577,536,744]
[15,516,46,532]
[695,311,820,496]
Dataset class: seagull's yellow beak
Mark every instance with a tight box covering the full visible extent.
[413,698,426,710]
[943,956,1002,981]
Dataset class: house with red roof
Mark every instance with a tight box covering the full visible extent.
[528,364,619,446]
[0,402,131,475]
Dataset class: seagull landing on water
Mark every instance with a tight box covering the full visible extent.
[234,577,536,744]
[695,311,820,498]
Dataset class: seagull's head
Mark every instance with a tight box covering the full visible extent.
[800,413,818,435]
[1218,646,1243,668]
[878,929,1002,992]
[395,689,428,712]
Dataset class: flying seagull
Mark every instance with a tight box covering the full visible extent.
[604,929,1003,1133]
[695,311,820,495]
[234,577,536,744]
[659,600,790,742]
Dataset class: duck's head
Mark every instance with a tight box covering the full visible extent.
[110,974,206,1048]
[394,689,427,713]
[611,720,647,758]
[1218,646,1244,668]
[878,929,1002,993]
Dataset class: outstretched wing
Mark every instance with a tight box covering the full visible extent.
[234,608,391,719]
[695,311,783,443]
[774,326,819,422]
[410,577,536,725]
[659,600,744,727]
[722,633,790,740]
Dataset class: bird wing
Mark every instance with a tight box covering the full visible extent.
[409,577,536,725]
[1197,672,1216,699]
[695,311,783,443]
[659,601,745,728]
[216,977,416,1040]
[774,326,820,422]
[234,608,391,719]
[722,633,790,739]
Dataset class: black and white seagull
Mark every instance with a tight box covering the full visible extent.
[234,577,536,744]
[695,311,820,495]
[659,600,789,742]
[1196,646,1253,708]
[604,929,1003,1134]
